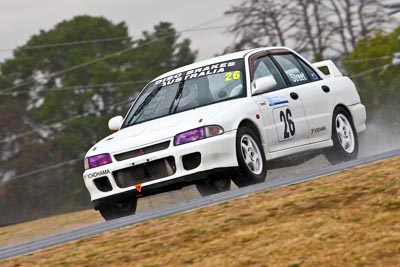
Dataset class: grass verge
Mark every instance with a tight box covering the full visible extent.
[0,210,102,248]
[2,156,400,266]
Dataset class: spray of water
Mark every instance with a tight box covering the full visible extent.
[359,103,400,157]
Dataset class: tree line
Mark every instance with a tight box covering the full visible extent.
[225,0,388,60]
[0,16,197,225]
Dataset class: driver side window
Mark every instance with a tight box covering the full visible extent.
[253,56,286,91]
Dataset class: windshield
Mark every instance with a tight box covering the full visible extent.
[122,58,246,128]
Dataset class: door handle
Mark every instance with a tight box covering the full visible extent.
[290,92,299,100]
[322,85,330,93]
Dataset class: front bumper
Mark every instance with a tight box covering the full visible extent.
[83,129,238,204]
[91,167,238,210]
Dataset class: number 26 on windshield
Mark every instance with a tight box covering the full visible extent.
[225,71,241,81]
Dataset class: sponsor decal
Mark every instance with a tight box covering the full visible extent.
[311,73,319,80]
[289,72,307,83]
[310,126,327,135]
[135,184,142,192]
[87,169,110,179]
[154,61,237,86]
[267,95,289,106]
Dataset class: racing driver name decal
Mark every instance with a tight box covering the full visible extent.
[154,61,237,86]
[87,169,110,179]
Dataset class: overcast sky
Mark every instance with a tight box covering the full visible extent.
[1,1,399,64]
[0,0,241,62]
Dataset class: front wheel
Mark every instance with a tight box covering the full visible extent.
[325,106,359,164]
[232,126,267,187]
[196,177,231,196]
[98,197,137,221]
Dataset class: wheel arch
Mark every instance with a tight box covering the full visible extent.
[333,103,353,120]
[233,118,268,187]
[330,103,358,141]
[325,103,359,164]
[237,119,263,141]
[236,118,270,159]
[331,104,355,134]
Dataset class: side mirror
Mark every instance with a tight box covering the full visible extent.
[252,76,277,95]
[108,116,124,131]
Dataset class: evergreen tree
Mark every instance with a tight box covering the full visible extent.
[343,27,400,118]
[0,16,197,225]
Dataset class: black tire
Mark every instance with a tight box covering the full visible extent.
[232,126,267,187]
[325,106,359,165]
[98,197,137,221]
[195,177,231,196]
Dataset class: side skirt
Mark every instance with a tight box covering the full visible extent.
[267,140,333,161]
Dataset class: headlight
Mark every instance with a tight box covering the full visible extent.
[84,153,113,170]
[174,125,224,146]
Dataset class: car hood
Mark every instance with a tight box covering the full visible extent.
[86,100,238,157]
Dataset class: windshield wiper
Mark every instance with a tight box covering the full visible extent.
[168,78,186,114]
[126,84,163,126]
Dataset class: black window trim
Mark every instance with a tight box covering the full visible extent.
[253,56,288,93]
[249,49,291,94]
[294,55,322,82]
[271,53,312,87]
[249,49,322,95]
[269,54,293,89]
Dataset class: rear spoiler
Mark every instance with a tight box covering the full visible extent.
[312,60,343,79]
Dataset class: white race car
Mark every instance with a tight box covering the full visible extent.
[83,47,366,220]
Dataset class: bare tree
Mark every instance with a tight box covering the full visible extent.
[290,0,334,58]
[224,0,296,52]
[328,0,350,54]
[328,0,386,54]
[225,0,388,58]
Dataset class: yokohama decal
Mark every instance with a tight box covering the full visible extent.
[310,126,327,135]
[87,169,110,179]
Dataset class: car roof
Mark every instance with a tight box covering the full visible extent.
[152,46,292,81]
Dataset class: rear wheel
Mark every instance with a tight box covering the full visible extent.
[232,126,267,187]
[325,106,358,164]
[196,177,231,196]
[98,197,137,221]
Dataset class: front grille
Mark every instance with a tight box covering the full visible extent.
[114,141,170,161]
[113,156,176,188]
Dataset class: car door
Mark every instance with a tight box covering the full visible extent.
[272,54,334,143]
[250,55,309,152]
